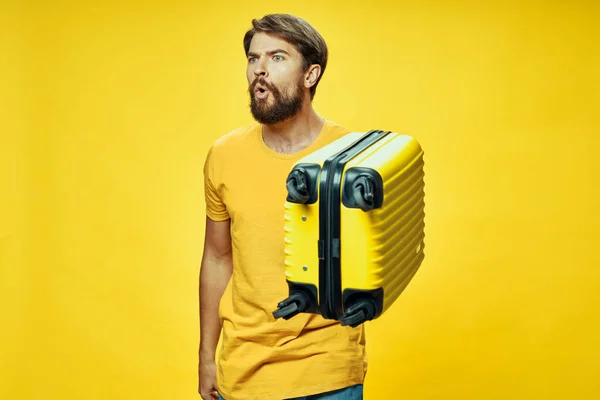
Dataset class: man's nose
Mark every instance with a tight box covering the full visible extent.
[254,58,268,77]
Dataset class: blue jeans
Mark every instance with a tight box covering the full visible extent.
[218,384,363,400]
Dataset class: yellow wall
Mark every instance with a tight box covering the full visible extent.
[2,0,599,399]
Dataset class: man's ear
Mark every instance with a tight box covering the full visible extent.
[304,65,322,89]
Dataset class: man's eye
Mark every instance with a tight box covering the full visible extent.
[273,55,283,61]
[248,57,257,62]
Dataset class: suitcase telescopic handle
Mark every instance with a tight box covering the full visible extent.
[286,168,311,204]
[352,175,377,212]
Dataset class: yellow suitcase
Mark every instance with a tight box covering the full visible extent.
[272,129,426,327]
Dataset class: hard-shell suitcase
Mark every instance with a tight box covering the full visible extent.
[272,129,426,327]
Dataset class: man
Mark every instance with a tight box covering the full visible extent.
[198,14,367,400]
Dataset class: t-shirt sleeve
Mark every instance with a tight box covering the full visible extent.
[203,144,230,221]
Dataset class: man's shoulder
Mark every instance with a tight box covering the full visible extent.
[324,119,353,138]
[211,122,260,151]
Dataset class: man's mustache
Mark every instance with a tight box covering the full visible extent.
[250,78,276,93]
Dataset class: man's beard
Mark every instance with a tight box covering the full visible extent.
[249,76,304,125]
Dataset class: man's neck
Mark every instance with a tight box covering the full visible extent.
[261,104,325,155]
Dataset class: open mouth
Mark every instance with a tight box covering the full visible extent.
[254,84,270,99]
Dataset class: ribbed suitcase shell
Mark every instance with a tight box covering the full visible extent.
[273,130,426,327]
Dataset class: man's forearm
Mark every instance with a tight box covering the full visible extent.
[199,256,232,362]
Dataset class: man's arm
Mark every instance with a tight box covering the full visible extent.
[199,216,233,364]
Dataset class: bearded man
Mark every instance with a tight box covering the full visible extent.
[198,14,367,400]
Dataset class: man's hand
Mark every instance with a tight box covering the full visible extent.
[198,360,219,400]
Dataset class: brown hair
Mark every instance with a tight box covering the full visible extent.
[243,14,328,100]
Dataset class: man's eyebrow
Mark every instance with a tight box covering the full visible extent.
[247,49,291,58]
[267,49,290,56]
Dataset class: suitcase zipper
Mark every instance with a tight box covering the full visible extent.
[318,130,392,320]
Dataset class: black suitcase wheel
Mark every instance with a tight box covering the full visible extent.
[286,168,311,204]
[339,298,377,327]
[273,291,310,320]
[351,175,377,212]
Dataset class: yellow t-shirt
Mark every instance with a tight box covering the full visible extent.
[203,119,368,400]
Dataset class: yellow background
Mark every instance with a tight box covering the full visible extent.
[2,0,599,399]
